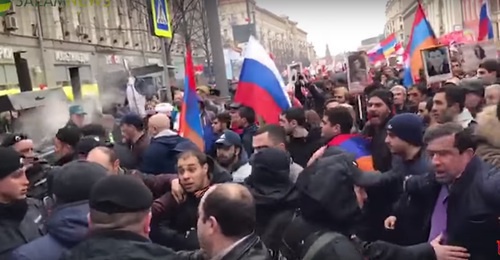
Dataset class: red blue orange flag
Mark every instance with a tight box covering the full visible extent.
[328,134,374,171]
[402,1,438,87]
[179,45,204,150]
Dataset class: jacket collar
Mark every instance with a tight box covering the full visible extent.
[218,234,261,260]
[88,229,150,243]
[450,156,481,194]
[455,108,474,128]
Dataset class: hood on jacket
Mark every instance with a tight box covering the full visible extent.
[47,201,89,247]
[296,152,361,232]
[245,148,298,206]
[474,105,500,167]
[206,156,233,183]
[152,129,198,152]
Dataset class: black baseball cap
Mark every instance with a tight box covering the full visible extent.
[215,130,242,147]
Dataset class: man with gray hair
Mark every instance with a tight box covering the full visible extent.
[390,85,411,114]
[484,84,500,106]
[460,78,485,117]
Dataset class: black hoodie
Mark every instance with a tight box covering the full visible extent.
[245,148,299,257]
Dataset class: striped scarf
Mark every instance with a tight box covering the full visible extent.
[194,185,211,198]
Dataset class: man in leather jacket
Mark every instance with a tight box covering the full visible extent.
[176,183,273,260]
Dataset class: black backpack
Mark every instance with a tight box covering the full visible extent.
[279,212,364,260]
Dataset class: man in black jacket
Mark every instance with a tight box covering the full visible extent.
[401,123,499,260]
[60,175,177,260]
[177,183,273,260]
[0,147,45,258]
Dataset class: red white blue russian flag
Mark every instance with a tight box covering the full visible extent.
[235,37,291,124]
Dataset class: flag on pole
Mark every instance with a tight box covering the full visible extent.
[235,36,291,124]
[179,45,204,151]
[478,0,494,41]
[402,2,438,87]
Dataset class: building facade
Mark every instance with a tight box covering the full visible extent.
[218,0,315,69]
[401,0,418,45]
[423,0,463,36]
[385,0,405,41]
[0,0,174,93]
[358,35,385,52]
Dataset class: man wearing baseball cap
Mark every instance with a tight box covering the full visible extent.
[0,147,45,258]
[66,105,87,129]
[214,130,248,179]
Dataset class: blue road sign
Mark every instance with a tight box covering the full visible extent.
[151,0,172,38]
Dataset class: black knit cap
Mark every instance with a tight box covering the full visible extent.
[90,175,153,214]
[52,160,108,204]
[1,133,28,147]
[56,127,82,147]
[368,89,394,109]
[0,147,23,179]
[76,136,106,156]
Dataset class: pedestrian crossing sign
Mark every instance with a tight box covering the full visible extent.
[150,0,172,38]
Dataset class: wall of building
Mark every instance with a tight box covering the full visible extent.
[402,0,418,44]
[0,0,167,94]
[424,0,464,36]
[218,0,314,68]
[386,0,404,41]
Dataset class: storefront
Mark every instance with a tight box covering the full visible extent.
[51,50,97,100]
[0,45,45,95]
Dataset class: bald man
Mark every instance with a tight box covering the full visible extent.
[140,113,198,174]
[147,114,170,137]
[87,146,120,174]
[176,183,272,259]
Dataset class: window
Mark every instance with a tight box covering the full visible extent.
[0,65,19,85]
[54,65,93,87]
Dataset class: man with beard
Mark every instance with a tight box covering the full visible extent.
[0,147,45,258]
[54,127,81,166]
[363,89,393,172]
[150,150,213,251]
[279,107,322,168]
[214,130,248,181]
[65,105,86,129]
[432,84,475,128]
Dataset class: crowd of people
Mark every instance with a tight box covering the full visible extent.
[0,57,500,260]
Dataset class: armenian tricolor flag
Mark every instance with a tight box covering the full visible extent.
[328,134,374,171]
[402,1,438,87]
[179,45,204,151]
